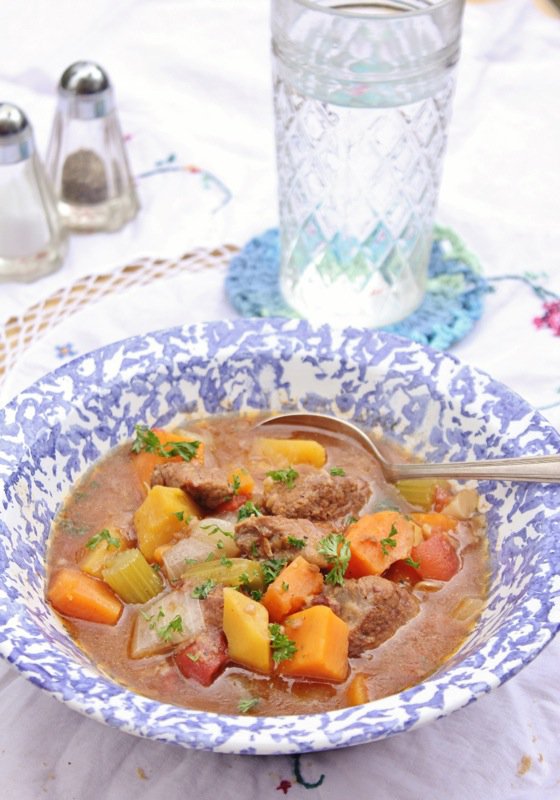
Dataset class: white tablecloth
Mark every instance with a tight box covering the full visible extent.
[1,1,560,798]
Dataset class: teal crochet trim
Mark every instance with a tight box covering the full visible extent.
[225,227,490,350]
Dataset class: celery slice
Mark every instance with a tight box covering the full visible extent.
[394,478,449,510]
[182,558,264,590]
[102,548,163,604]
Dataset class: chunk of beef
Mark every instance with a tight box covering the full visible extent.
[323,576,419,657]
[152,461,231,510]
[262,465,370,521]
[235,515,329,568]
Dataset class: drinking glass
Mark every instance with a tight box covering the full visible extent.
[272,0,465,326]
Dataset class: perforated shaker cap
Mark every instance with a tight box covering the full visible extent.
[0,103,35,165]
[57,61,115,120]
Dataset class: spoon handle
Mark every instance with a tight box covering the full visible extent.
[388,455,560,483]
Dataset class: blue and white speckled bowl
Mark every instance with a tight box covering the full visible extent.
[0,318,559,754]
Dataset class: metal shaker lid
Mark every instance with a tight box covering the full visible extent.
[57,61,115,120]
[0,103,35,165]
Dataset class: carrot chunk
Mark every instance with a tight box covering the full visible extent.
[279,605,349,683]
[262,556,324,622]
[48,567,122,625]
[411,532,460,581]
[345,511,416,578]
[227,467,254,497]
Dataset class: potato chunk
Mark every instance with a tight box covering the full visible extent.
[256,437,326,468]
[222,587,271,674]
[133,485,202,560]
[79,527,127,578]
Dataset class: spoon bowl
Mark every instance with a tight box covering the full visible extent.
[258,412,560,483]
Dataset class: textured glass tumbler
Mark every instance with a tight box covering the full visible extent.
[272,0,465,326]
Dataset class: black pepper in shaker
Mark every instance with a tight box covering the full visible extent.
[61,149,108,205]
[46,61,139,232]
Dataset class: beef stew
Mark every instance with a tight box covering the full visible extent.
[46,413,489,715]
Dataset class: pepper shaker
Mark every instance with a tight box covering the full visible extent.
[0,103,66,282]
[46,61,139,232]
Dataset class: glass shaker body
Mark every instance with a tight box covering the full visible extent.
[0,104,66,282]
[46,62,139,233]
[272,0,465,327]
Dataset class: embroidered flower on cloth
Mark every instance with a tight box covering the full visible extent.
[55,343,78,359]
[533,300,560,336]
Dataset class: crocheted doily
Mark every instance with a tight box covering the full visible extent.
[226,227,490,349]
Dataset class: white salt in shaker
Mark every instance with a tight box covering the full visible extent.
[46,61,139,232]
[0,102,66,282]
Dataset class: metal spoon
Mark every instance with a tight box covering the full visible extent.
[257,412,560,483]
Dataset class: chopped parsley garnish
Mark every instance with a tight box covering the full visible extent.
[157,614,183,642]
[174,511,193,523]
[262,558,287,586]
[220,555,233,568]
[85,529,121,550]
[191,578,217,599]
[287,535,306,550]
[238,697,260,714]
[237,500,262,521]
[380,524,398,557]
[131,426,162,454]
[163,439,201,460]
[200,522,235,539]
[237,572,251,588]
[249,589,263,601]
[266,467,298,489]
[131,425,200,462]
[281,581,290,592]
[269,623,297,664]
[230,474,241,495]
[318,533,351,586]
[344,515,358,527]
[405,556,420,569]
[329,466,346,477]
[140,608,165,629]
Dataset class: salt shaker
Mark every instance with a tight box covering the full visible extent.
[0,103,66,282]
[46,61,139,232]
